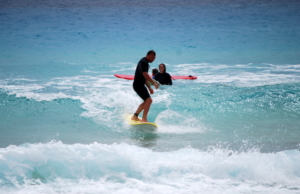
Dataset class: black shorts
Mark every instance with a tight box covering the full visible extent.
[133,84,150,101]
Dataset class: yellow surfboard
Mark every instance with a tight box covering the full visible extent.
[125,114,158,128]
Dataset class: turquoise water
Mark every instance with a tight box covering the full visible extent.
[1,0,300,193]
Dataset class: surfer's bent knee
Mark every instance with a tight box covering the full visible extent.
[145,97,152,103]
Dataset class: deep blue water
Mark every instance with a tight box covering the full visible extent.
[1,0,300,193]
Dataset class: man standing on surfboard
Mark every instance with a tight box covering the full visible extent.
[131,50,159,122]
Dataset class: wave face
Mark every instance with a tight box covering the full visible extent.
[1,0,300,193]
[0,142,300,194]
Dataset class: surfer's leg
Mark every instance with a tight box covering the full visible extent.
[136,102,145,114]
[141,97,152,122]
[132,85,150,121]
[131,102,145,121]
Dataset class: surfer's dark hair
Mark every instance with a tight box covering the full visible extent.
[147,50,156,56]
[152,68,158,76]
[159,63,166,73]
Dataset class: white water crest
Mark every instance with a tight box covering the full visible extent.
[0,142,300,194]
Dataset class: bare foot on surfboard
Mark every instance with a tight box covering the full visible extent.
[131,115,141,122]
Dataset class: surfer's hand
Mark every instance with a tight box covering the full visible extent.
[149,88,154,94]
[153,82,158,89]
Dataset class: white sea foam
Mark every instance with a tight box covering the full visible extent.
[171,63,300,86]
[194,71,297,85]
[2,84,44,92]
[12,92,73,101]
[0,74,143,128]
[155,110,206,134]
[0,142,299,194]
[12,78,38,82]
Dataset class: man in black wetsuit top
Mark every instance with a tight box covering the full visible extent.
[153,63,173,85]
[131,50,159,122]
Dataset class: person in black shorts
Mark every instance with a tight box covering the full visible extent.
[132,50,159,122]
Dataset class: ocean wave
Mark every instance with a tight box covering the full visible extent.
[0,142,299,193]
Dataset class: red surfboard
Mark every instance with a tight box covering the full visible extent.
[171,75,197,80]
[114,74,197,80]
[114,74,134,80]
